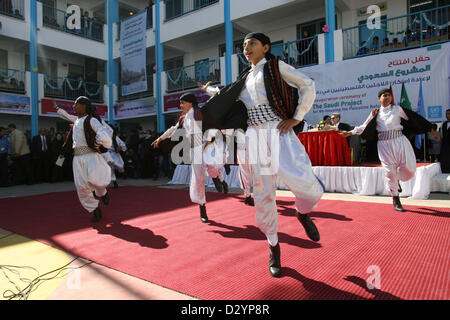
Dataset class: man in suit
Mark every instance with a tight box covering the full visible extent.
[439,109,450,173]
[31,128,52,183]
[331,112,353,131]
[8,123,33,185]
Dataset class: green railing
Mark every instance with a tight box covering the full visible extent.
[165,0,219,21]
[44,76,104,103]
[343,5,449,59]
[166,58,220,93]
[0,68,26,93]
[42,4,104,42]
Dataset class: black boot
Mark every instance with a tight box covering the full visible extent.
[393,196,405,212]
[113,180,119,189]
[222,181,228,194]
[200,204,208,223]
[269,243,281,277]
[91,207,102,222]
[212,177,223,192]
[101,192,110,205]
[244,196,255,206]
[224,164,231,175]
[296,212,320,242]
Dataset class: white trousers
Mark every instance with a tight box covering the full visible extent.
[237,142,252,197]
[189,143,224,205]
[73,152,111,213]
[247,121,324,246]
[377,135,416,196]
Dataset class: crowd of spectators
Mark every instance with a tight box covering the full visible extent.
[0,123,175,188]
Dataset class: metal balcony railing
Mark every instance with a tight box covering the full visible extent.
[285,35,319,68]
[44,76,104,103]
[165,0,219,21]
[0,0,24,20]
[166,58,220,93]
[42,4,104,42]
[343,5,449,60]
[0,68,25,93]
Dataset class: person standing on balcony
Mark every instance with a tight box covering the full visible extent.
[340,88,431,212]
[53,97,112,222]
[199,32,323,277]
[151,93,228,223]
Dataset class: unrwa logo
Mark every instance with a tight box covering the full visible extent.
[66,5,81,30]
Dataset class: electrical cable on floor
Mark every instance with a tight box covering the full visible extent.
[1,257,93,300]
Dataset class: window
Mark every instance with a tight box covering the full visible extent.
[68,64,84,80]
[25,55,57,78]
[408,0,446,14]
[164,56,183,71]
[0,50,7,70]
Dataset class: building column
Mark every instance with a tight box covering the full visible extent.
[224,0,233,85]
[29,0,38,137]
[155,0,165,132]
[106,0,119,125]
[325,0,335,63]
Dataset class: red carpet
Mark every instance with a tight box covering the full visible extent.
[0,186,448,300]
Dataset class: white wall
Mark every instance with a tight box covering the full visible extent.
[230,0,297,21]
[160,0,224,43]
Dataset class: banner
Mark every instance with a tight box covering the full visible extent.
[120,11,147,96]
[40,98,108,119]
[164,87,223,113]
[114,97,157,120]
[0,93,31,115]
[301,42,449,127]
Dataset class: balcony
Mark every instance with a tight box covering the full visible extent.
[0,0,24,20]
[343,5,449,60]
[42,4,104,42]
[44,75,104,103]
[236,35,319,73]
[118,74,154,102]
[166,58,220,93]
[0,68,25,94]
[165,0,219,21]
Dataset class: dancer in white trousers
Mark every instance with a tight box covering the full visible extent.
[200,32,324,277]
[53,97,112,222]
[102,127,127,188]
[341,88,431,212]
[152,93,227,223]
[199,83,255,206]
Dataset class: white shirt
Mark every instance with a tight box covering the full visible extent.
[351,104,409,135]
[57,108,112,149]
[206,58,316,121]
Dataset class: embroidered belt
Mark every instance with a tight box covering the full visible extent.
[378,130,403,141]
[74,146,94,156]
[247,104,282,127]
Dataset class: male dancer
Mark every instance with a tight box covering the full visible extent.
[200,32,323,277]
[341,88,431,211]
[152,93,228,223]
[199,82,254,206]
[103,126,127,188]
[53,97,112,222]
